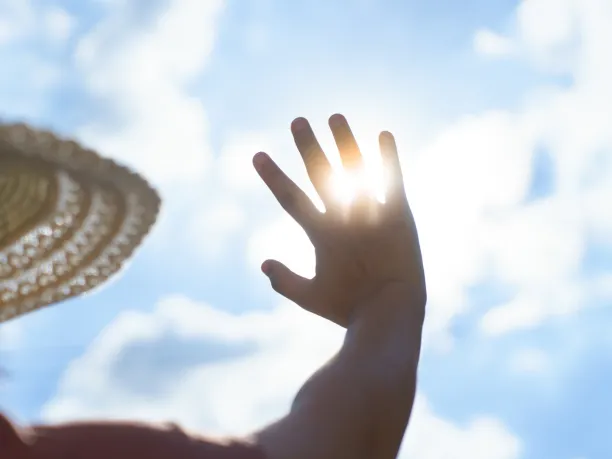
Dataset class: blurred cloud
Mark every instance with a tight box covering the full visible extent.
[473,29,515,57]
[73,0,225,187]
[248,216,315,279]
[508,347,550,375]
[0,319,22,352]
[42,6,75,45]
[41,294,520,459]
[41,295,344,434]
[187,199,246,259]
[0,0,67,119]
[401,396,521,459]
[468,0,612,334]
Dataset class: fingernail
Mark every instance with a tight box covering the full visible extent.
[253,152,268,171]
[380,131,394,142]
[291,117,308,131]
[329,113,344,126]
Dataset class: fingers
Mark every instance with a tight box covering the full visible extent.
[253,152,320,230]
[261,259,313,308]
[272,115,402,225]
[379,131,406,208]
[329,114,379,220]
[291,117,335,209]
[329,114,363,172]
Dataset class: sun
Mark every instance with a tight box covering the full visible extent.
[329,164,387,205]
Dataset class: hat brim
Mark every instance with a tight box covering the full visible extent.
[0,122,161,323]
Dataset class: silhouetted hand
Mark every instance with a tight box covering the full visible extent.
[253,114,426,328]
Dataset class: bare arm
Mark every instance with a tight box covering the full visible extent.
[251,114,427,459]
[257,285,423,459]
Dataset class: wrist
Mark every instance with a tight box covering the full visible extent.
[348,283,424,344]
[344,283,424,382]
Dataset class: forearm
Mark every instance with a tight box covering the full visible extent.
[256,285,424,459]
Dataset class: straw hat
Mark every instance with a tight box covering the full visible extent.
[0,122,161,323]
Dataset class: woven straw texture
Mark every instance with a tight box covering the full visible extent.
[0,123,160,323]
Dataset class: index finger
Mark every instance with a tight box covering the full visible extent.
[253,152,321,231]
[291,118,336,211]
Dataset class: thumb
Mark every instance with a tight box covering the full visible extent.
[261,259,313,307]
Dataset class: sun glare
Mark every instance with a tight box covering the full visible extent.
[329,164,387,205]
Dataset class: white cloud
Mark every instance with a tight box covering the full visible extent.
[470,0,612,334]
[187,199,246,259]
[178,128,293,261]
[217,131,283,195]
[0,2,76,47]
[483,195,585,288]
[244,23,269,55]
[0,18,15,45]
[0,320,23,351]
[0,1,67,119]
[0,0,34,45]
[473,0,580,72]
[473,29,515,57]
[43,6,75,44]
[73,0,225,187]
[42,294,519,459]
[399,397,521,459]
[41,295,344,433]
[396,0,608,338]
[407,111,536,345]
[515,0,577,57]
[508,347,550,375]
[248,216,315,279]
[481,295,553,335]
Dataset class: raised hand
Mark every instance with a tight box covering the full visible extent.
[253,114,426,328]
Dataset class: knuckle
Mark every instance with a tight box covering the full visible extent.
[305,152,326,176]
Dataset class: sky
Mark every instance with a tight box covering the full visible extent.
[0,0,611,458]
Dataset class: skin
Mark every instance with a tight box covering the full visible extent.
[253,114,426,459]
[0,114,426,459]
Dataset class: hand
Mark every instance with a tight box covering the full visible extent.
[253,114,426,328]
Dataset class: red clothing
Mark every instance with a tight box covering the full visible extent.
[0,413,266,459]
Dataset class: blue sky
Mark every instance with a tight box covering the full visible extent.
[1,0,612,458]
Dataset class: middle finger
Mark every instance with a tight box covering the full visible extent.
[291,117,336,211]
[329,114,364,172]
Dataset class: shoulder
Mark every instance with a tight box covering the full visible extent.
[1,412,266,459]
